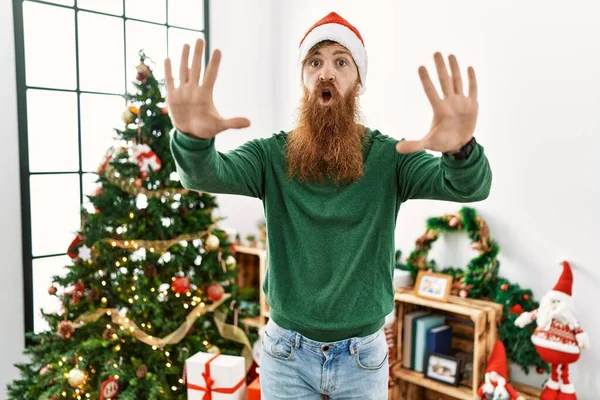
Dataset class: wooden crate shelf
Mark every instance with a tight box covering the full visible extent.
[390,287,542,400]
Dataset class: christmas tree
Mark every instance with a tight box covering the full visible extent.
[7,51,259,400]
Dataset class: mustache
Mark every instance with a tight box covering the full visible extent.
[314,80,341,97]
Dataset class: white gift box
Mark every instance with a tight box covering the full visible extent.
[186,351,247,400]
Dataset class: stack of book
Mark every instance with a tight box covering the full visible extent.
[401,311,453,372]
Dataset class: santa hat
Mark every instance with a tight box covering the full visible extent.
[545,261,573,303]
[298,12,368,95]
[485,340,509,380]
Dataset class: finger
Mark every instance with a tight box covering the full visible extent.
[179,44,190,83]
[434,52,453,97]
[448,54,463,96]
[468,66,478,100]
[203,49,222,91]
[418,66,441,106]
[221,117,251,131]
[396,139,426,154]
[189,38,205,85]
[164,58,175,91]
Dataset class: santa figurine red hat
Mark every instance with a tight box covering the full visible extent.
[298,12,368,95]
[515,261,590,400]
[476,340,524,400]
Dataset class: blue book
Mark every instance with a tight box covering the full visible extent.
[412,314,445,372]
[426,325,453,356]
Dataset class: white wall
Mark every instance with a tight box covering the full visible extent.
[273,0,600,397]
[1,0,26,398]
[206,0,277,240]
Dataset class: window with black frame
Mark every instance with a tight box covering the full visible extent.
[12,0,209,335]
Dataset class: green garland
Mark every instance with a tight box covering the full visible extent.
[396,206,548,375]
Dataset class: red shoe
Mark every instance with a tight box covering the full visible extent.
[540,379,560,400]
[556,383,577,400]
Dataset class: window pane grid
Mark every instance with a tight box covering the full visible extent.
[14,0,209,334]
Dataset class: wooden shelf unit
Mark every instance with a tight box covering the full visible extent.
[390,287,541,400]
[393,287,499,397]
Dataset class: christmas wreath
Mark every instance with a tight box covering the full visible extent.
[396,207,548,375]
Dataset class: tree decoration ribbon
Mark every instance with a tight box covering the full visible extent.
[102,163,190,199]
[187,353,246,400]
[91,225,216,257]
[70,294,231,348]
[213,308,254,371]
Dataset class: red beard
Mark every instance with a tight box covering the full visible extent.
[286,81,365,185]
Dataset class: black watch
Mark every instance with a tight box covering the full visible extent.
[444,137,476,161]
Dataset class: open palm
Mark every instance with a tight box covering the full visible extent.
[164,39,250,139]
[396,52,478,154]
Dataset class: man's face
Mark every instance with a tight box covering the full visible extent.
[302,43,360,104]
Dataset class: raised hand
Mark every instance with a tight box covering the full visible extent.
[164,38,250,139]
[396,52,478,154]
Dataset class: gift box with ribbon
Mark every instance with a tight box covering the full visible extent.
[247,375,260,400]
[186,351,247,400]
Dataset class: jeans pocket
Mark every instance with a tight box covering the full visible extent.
[261,328,294,361]
[355,329,389,371]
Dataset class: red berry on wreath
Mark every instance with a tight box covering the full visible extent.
[501,283,509,291]
[171,276,191,294]
[523,294,530,301]
[537,367,544,374]
[207,282,224,301]
[48,285,57,295]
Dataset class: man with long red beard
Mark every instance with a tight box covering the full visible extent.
[168,12,491,400]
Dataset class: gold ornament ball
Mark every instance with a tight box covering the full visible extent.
[121,109,135,124]
[225,255,236,270]
[207,345,220,354]
[205,234,220,251]
[67,368,87,388]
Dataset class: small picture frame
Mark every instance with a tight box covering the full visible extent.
[414,270,453,302]
[424,352,462,387]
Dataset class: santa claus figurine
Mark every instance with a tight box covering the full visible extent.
[515,261,590,400]
[475,340,524,400]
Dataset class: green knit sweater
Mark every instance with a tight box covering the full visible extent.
[170,128,492,342]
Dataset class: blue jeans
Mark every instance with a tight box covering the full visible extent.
[260,318,389,399]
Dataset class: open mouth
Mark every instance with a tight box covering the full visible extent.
[321,90,332,103]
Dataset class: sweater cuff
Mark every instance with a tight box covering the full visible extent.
[172,128,215,151]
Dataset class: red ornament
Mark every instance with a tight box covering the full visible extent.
[523,294,530,301]
[509,304,523,315]
[171,276,191,294]
[48,285,57,295]
[207,282,225,302]
[501,283,509,291]
[537,367,545,374]
[100,376,120,400]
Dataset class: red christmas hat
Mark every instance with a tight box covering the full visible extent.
[298,12,368,95]
[485,340,509,380]
[552,261,573,296]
